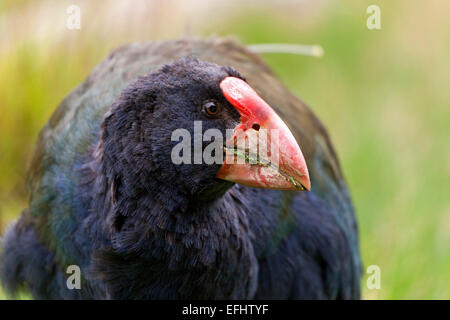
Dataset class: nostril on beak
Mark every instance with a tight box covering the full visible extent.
[252,123,261,131]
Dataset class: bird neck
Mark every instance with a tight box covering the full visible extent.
[83,145,258,298]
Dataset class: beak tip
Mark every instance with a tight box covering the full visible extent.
[291,173,311,191]
[303,181,311,191]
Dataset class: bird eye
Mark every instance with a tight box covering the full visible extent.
[202,101,220,116]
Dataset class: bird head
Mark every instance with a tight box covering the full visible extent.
[101,57,310,202]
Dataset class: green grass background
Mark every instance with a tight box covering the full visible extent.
[0,0,449,299]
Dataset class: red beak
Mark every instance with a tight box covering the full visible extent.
[216,77,311,191]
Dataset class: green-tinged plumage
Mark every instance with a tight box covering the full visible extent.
[1,38,361,299]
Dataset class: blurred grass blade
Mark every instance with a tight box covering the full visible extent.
[247,43,324,57]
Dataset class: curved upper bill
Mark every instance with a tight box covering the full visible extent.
[216,77,311,191]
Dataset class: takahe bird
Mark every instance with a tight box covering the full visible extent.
[1,38,361,299]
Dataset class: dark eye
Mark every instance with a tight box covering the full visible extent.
[202,101,220,116]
